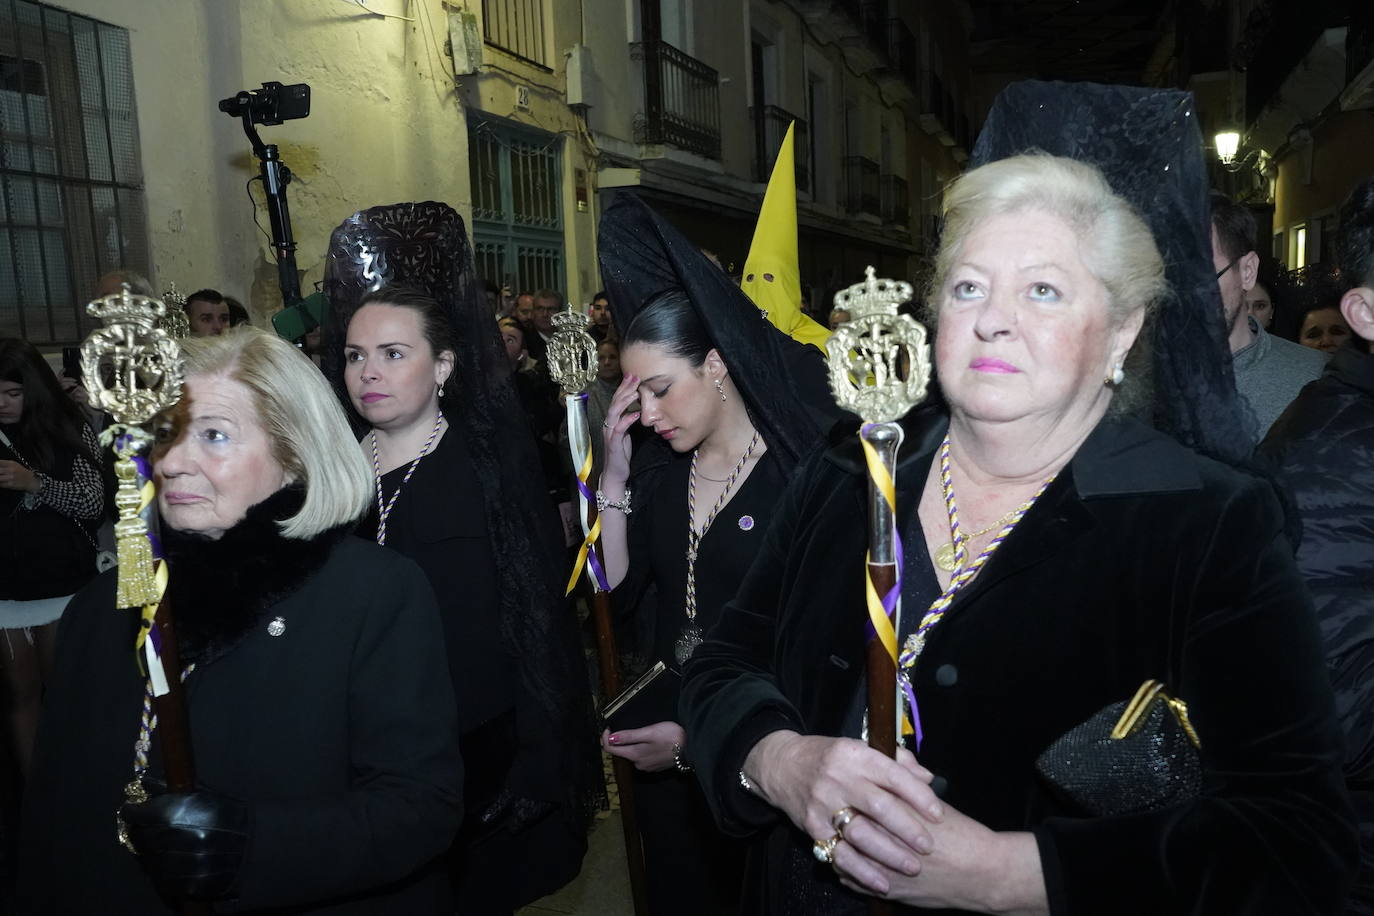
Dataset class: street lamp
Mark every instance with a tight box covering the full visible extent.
[1214,130,1241,165]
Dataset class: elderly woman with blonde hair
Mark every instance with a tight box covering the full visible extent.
[680,148,1356,913]
[19,327,463,915]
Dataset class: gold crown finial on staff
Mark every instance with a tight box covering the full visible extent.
[826,266,931,424]
[80,287,185,608]
[156,282,191,340]
[547,307,598,397]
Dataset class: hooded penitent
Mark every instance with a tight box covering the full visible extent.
[740,122,832,350]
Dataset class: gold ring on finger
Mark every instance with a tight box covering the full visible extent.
[811,832,843,864]
[831,806,856,835]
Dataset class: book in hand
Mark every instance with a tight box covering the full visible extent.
[601,661,683,733]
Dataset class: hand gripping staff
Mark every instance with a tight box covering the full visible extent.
[547,307,649,916]
[80,288,208,916]
[826,268,931,914]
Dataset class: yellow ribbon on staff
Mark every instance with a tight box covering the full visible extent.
[132,476,167,665]
[566,439,601,596]
[860,434,914,736]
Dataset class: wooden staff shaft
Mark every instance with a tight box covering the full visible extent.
[149,593,195,791]
[147,592,211,916]
[585,518,649,916]
[865,562,898,758]
[860,423,903,916]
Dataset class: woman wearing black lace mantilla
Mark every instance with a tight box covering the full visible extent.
[321,202,603,914]
[679,83,1357,914]
[593,192,842,914]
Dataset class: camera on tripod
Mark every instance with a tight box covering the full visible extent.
[218,81,310,126]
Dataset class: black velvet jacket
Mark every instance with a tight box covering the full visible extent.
[681,409,1358,915]
[19,491,463,915]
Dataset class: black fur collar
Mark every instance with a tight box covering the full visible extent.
[163,487,349,666]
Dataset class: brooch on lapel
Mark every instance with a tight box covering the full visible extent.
[738,515,755,531]
[267,616,286,637]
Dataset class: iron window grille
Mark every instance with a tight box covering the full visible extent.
[1,0,149,345]
[480,0,550,70]
[468,117,564,296]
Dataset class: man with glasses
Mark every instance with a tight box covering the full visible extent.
[1211,192,1325,441]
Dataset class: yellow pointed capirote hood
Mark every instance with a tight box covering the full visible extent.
[741,122,831,349]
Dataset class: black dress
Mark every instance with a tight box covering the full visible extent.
[629,449,787,916]
[357,427,575,912]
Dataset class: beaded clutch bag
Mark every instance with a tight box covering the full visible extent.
[1035,679,1202,816]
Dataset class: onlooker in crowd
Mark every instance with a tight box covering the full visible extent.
[514,291,548,370]
[1262,176,1374,914]
[20,328,462,913]
[1247,279,1275,329]
[184,288,231,337]
[0,340,104,779]
[1211,192,1326,440]
[1300,304,1354,354]
[224,295,250,328]
[499,317,534,373]
[588,290,614,343]
[827,307,850,331]
[532,288,561,343]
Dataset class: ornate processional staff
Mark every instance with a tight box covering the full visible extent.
[547,308,649,916]
[80,288,206,915]
[826,267,931,761]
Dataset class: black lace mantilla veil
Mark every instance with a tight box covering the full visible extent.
[970,81,1257,465]
[596,191,843,662]
[319,201,602,838]
[597,191,839,476]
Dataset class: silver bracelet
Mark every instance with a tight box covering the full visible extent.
[596,488,632,514]
[672,742,693,773]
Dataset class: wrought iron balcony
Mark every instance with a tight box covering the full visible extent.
[844,156,881,217]
[752,105,810,193]
[881,174,909,226]
[633,40,722,160]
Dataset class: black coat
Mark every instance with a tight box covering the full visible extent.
[681,409,1357,915]
[18,503,463,915]
[1261,345,1374,911]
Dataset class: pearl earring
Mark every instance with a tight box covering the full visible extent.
[1105,364,1125,386]
[714,378,726,402]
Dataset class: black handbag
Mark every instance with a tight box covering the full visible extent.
[1035,679,1202,816]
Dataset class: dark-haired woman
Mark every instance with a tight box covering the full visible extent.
[0,339,104,778]
[595,290,822,914]
[335,281,596,913]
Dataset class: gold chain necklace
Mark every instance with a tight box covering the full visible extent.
[932,509,1018,572]
[675,430,760,664]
